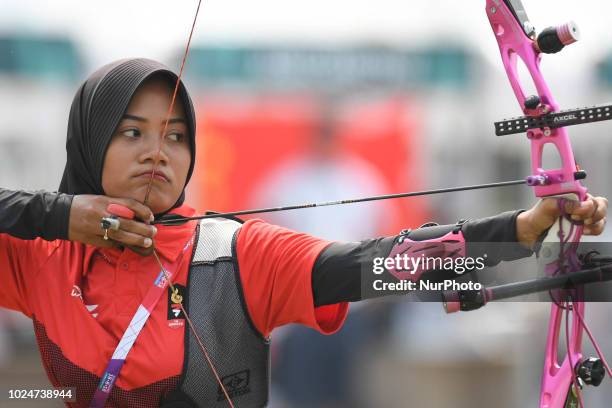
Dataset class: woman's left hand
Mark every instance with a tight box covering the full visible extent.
[517,194,608,249]
[68,195,157,256]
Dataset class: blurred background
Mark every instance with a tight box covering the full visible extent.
[1,0,612,406]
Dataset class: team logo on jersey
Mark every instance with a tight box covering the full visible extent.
[167,284,186,328]
[86,304,99,319]
[71,285,82,299]
[217,370,251,401]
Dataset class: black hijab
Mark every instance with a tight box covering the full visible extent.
[59,58,196,213]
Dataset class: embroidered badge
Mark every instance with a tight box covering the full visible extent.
[167,284,186,328]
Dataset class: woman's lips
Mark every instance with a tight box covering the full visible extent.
[136,171,169,183]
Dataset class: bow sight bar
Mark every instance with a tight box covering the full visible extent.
[495,103,612,136]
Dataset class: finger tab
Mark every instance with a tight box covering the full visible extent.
[107,204,136,220]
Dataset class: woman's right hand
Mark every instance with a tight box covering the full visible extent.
[68,195,157,255]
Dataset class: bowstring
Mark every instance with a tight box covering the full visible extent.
[143,0,202,205]
[143,1,236,406]
[152,252,235,407]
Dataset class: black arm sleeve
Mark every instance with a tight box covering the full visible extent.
[0,188,73,241]
[462,210,533,264]
[312,236,395,306]
[312,210,532,307]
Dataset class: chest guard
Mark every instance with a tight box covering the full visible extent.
[177,218,270,407]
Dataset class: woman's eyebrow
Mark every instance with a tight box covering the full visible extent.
[121,114,186,125]
[166,118,187,125]
[122,113,147,122]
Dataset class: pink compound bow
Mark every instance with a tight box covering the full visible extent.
[444,1,612,407]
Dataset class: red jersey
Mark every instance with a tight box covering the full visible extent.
[0,205,348,402]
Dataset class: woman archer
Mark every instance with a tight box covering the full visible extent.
[0,58,607,407]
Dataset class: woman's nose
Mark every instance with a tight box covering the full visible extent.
[141,133,169,163]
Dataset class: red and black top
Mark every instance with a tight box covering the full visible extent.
[0,204,348,397]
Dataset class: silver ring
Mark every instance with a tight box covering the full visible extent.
[101,216,121,240]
